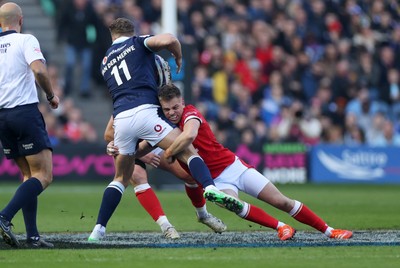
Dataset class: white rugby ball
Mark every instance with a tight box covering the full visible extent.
[155,55,172,88]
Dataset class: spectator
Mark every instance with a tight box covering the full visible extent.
[57,0,100,98]
[354,49,381,98]
[91,2,116,90]
[365,111,387,145]
[369,119,400,146]
[343,112,366,146]
[346,86,385,131]
[323,124,344,144]
[48,0,400,149]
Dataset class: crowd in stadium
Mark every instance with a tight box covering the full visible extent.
[41,0,400,148]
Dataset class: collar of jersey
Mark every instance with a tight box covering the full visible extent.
[112,36,130,45]
[0,30,17,37]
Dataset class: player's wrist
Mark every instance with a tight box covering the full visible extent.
[46,93,55,101]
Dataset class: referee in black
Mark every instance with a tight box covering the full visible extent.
[0,2,59,248]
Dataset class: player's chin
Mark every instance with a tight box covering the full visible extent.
[169,118,178,124]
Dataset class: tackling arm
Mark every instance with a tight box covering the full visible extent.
[164,119,200,159]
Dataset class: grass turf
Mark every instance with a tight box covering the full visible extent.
[0,182,399,268]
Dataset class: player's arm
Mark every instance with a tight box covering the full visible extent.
[30,60,59,109]
[164,119,200,159]
[135,140,158,160]
[145,33,182,73]
[104,115,114,143]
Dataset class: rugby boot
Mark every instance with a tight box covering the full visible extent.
[277,224,296,241]
[0,215,20,247]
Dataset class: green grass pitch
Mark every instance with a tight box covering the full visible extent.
[0,182,399,268]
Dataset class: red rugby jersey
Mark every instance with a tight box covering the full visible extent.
[178,105,236,179]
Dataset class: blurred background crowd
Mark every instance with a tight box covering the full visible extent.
[11,0,400,150]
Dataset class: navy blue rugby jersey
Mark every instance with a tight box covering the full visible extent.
[101,35,158,117]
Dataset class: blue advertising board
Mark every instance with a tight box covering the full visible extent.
[310,145,400,184]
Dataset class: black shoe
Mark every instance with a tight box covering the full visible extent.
[26,236,54,248]
[0,215,20,247]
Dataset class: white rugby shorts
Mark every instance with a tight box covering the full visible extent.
[113,104,173,155]
[214,156,271,198]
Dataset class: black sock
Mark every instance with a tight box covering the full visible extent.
[22,196,39,238]
[1,177,43,221]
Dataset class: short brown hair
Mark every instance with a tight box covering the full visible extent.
[158,84,182,101]
[109,18,135,35]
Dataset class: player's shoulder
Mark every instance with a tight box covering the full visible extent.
[19,32,38,41]
[183,105,203,120]
[136,34,153,42]
[184,105,199,113]
[17,33,40,47]
[6,32,35,40]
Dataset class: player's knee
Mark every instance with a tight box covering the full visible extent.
[131,171,148,187]
[131,176,148,187]
[37,174,53,189]
[273,197,295,212]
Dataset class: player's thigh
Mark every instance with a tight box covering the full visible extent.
[113,154,136,185]
[25,149,53,183]
[114,106,173,155]
[257,182,294,212]
[214,157,249,196]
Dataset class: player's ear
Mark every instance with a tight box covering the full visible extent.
[181,98,185,106]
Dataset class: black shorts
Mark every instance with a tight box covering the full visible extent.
[0,103,52,159]
[135,158,146,170]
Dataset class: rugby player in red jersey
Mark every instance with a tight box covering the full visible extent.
[156,83,352,241]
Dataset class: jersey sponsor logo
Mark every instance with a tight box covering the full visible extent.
[154,124,162,132]
[102,56,108,65]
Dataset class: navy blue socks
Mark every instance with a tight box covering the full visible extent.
[187,156,215,188]
[22,197,39,238]
[1,177,43,223]
[96,181,125,227]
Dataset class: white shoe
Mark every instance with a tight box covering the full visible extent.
[162,226,180,239]
[88,224,106,242]
[198,213,227,233]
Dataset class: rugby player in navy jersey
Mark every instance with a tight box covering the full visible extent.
[88,18,242,240]
[88,114,227,240]
[0,2,59,248]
